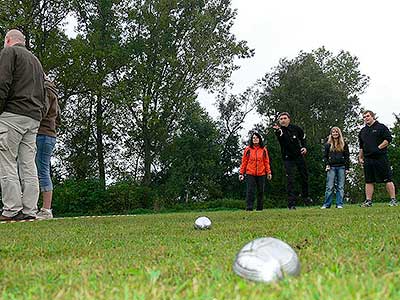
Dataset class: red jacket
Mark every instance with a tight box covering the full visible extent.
[239,145,271,176]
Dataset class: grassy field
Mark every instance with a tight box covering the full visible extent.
[0,204,399,299]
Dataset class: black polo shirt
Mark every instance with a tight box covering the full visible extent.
[359,121,392,158]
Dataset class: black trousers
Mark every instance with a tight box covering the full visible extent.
[284,157,309,208]
[246,175,266,210]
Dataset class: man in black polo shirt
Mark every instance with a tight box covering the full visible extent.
[358,110,397,207]
[273,112,312,209]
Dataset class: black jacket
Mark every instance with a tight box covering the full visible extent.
[359,121,392,158]
[0,43,46,121]
[275,124,306,160]
[324,142,350,170]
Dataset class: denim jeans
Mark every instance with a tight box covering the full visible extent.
[323,166,345,207]
[36,134,56,192]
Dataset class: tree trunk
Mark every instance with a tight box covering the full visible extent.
[142,121,152,186]
[96,93,106,189]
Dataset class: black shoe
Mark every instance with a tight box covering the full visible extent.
[360,200,372,207]
[13,211,36,221]
[0,214,14,221]
[304,197,314,206]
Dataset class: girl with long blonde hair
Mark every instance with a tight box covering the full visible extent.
[321,127,350,209]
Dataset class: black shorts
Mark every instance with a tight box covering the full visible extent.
[364,156,393,183]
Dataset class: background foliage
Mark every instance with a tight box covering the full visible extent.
[1,0,398,214]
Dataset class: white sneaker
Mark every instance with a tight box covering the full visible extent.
[36,208,53,220]
[320,206,327,209]
[337,205,343,209]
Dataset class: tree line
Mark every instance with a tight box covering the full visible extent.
[1,0,397,214]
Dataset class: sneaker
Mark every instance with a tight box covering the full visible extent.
[337,205,343,209]
[320,206,328,209]
[288,206,296,210]
[36,208,53,220]
[389,199,398,207]
[360,200,372,207]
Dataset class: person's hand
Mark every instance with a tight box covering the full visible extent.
[359,157,364,165]
[325,165,330,172]
[272,124,280,130]
[300,147,307,155]
[345,170,350,175]
[267,174,272,180]
[239,174,244,181]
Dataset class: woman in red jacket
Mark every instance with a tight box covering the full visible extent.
[239,132,272,211]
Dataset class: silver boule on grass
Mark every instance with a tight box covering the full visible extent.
[194,216,212,230]
[233,237,300,283]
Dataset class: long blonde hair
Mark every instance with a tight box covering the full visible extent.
[327,127,345,152]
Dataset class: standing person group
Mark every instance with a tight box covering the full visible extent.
[0,29,59,221]
[239,112,312,211]
[239,110,397,210]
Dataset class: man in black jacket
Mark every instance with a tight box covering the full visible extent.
[358,110,397,207]
[273,112,312,209]
[0,29,46,221]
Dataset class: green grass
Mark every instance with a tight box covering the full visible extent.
[1,204,400,299]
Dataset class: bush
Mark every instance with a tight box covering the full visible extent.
[106,181,157,212]
[52,179,160,216]
[52,179,108,216]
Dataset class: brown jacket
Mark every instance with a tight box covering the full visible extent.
[0,43,46,121]
[38,80,60,137]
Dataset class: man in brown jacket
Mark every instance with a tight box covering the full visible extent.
[0,29,47,221]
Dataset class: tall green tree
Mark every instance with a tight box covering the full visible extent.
[388,114,400,187]
[119,0,253,186]
[0,0,72,69]
[158,100,222,203]
[57,0,129,187]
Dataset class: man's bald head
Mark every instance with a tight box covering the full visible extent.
[4,29,25,47]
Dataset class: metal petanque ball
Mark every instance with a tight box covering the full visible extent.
[233,237,300,283]
[194,216,212,230]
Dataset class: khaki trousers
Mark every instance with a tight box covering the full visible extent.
[0,112,40,217]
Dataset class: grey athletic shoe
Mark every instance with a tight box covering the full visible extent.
[36,208,53,220]
[360,200,372,207]
[389,199,398,207]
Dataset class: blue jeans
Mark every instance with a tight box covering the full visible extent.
[36,134,56,192]
[323,166,345,207]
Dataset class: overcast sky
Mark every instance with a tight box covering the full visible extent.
[200,0,400,128]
